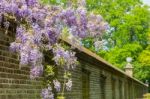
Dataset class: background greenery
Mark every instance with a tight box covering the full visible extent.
[85,0,150,83]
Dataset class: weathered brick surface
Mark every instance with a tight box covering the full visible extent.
[0,32,43,99]
[0,30,148,99]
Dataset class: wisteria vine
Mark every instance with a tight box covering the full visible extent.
[0,0,108,98]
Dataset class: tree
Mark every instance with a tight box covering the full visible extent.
[86,0,150,47]
[84,0,150,82]
[138,46,150,67]
[133,44,150,80]
[99,43,143,68]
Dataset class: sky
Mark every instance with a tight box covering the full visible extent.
[143,0,150,5]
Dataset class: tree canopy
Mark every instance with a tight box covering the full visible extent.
[83,0,150,83]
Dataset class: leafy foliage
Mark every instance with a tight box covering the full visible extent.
[86,0,150,46]
[82,0,150,83]
[100,43,143,68]
[138,46,150,67]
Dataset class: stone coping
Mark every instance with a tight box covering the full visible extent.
[62,37,148,87]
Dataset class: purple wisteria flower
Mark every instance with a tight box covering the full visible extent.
[1,0,21,15]
[44,17,54,27]
[15,0,26,6]
[32,8,46,21]
[87,14,109,37]
[19,45,31,65]
[0,13,2,24]
[66,51,77,69]
[3,21,10,29]
[10,42,21,52]
[65,79,72,91]
[30,65,43,79]
[46,28,60,45]
[53,79,61,92]
[76,7,87,38]
[3,1,11,13]
[18,5,31,18]
[94,40,108,51]
[41,85,54,99]
[10,1,18,14]
[26,0,38,7]
[20,51,29,65]
[29,48,43,65]
[53,44,78,70]
[94,40,104,51]
[21,33,34,44]
[20,44,31,53]
[31,24,43,44]
[53,45,66,66]
[16,26,25,38]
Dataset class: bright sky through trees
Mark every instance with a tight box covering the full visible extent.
[143,0,150,5]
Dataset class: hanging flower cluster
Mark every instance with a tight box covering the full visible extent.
[94,39,108,51]
[53,79,61,92]
[0,0,108,98]
[53,44,78,70]
[87,14,109,37]
[41,85,54,99]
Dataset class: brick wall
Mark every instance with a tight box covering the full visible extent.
[0,32,43,99]
[0,29,148,99]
